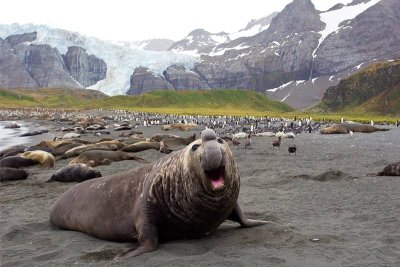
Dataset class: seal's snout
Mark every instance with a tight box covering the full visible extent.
[200,128,225,189]
[200,128,224,171]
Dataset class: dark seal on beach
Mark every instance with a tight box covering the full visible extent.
[0,156,38,168]
[50,128,268,260]
[48,164,102,182]
[378,161,400,176]
[0,167,28,182]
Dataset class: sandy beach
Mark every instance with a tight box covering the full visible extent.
[1,116,400,266]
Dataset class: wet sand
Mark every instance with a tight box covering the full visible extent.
[1,119,400,266]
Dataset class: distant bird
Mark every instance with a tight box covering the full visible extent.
[244,134,252,149]
[349,130,354,137]
[232,137,240,146]
[288,144,297,155]
[272,136,282,149]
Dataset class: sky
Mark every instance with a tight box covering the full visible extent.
[1,0,353,42]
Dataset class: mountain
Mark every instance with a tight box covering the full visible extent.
[320,60,400,115]
[0,32,106,89]
[0,24,197,95]
[168,12,278,56]
[1,0,399,109]
[143,0,398,108]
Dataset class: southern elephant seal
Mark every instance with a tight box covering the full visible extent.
[0,156,37,168]
[161,134,196,149]
[150,134,180,142]
[50,129,268,260]
[121,141,161,153]
[0,167,28,182]
[69,150,147,167]
[20,151,55,168]
[161,123,197,131]
[321,123,390,134]
[378,161,400,176]
[62,144,118,159]
[51,143,83,157]
[0,145,27,159]
[341,123,390,133]
[48,164,102,182]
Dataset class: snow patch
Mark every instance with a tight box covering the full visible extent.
[296,80,306,86]
[312,0,381,58]
[267,81,293,92]
[229,24,270,40]
[281,93,291,102]
[209,43,250,57]
[329,75,334,81]
[354,62,364,70]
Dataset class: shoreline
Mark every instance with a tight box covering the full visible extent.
[1,110,399,266]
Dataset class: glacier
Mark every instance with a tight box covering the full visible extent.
[0,23,198,95]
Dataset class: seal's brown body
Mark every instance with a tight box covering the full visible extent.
[51,129,267,259]
[69,150,146,167]
[320,123,390,134]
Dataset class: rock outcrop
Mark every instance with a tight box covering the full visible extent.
[0,38,38,88]
[322,60,400,114]
[127,67,173,95]
[313,0,400,76]
[163,65,210,90]
[5,32,37,48]
[64,46,107,87]
[0,32,107,89]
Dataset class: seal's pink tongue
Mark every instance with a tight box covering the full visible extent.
[211,174,224,189]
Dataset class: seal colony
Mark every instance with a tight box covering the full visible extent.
[50,129,268,259]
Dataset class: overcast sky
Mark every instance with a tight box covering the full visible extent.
[1,0,353,41]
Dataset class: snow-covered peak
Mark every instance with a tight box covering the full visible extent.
[312,0,381,57]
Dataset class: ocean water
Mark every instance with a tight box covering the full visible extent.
[0,121,31,150]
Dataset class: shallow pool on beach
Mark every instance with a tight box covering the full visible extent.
[0,121,31,150]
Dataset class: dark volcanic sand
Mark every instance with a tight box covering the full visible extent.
[1,119,400,266]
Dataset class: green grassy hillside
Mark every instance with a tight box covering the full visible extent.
[320,60,400,115]
[0,88,293,115]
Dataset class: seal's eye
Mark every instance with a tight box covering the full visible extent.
[191,144,200,151]
[217,138,224,144]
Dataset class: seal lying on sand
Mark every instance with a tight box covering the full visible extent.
[62,144,118,159]
[378,161,400,176]
[0,145,27,159]
[162,134,196,149]
[48,164,102,182]
[320,123,390,134]
[121,141,161,153]
[161,123,197,131]
[150,134,180,142]
[0,156,37,168]
[50,129,268,259]
[20,151,55,168]
[51,143,82,157]
[0,167,28,182]
[69,150,147,167]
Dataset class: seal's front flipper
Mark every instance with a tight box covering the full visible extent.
[114,225,158,260]
[228,203,273,228]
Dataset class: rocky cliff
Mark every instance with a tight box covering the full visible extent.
[64,46,107,87]
[321,60,400,114]
[127,67,173,95]
[0,32,107,89]
[159,0,400,108]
